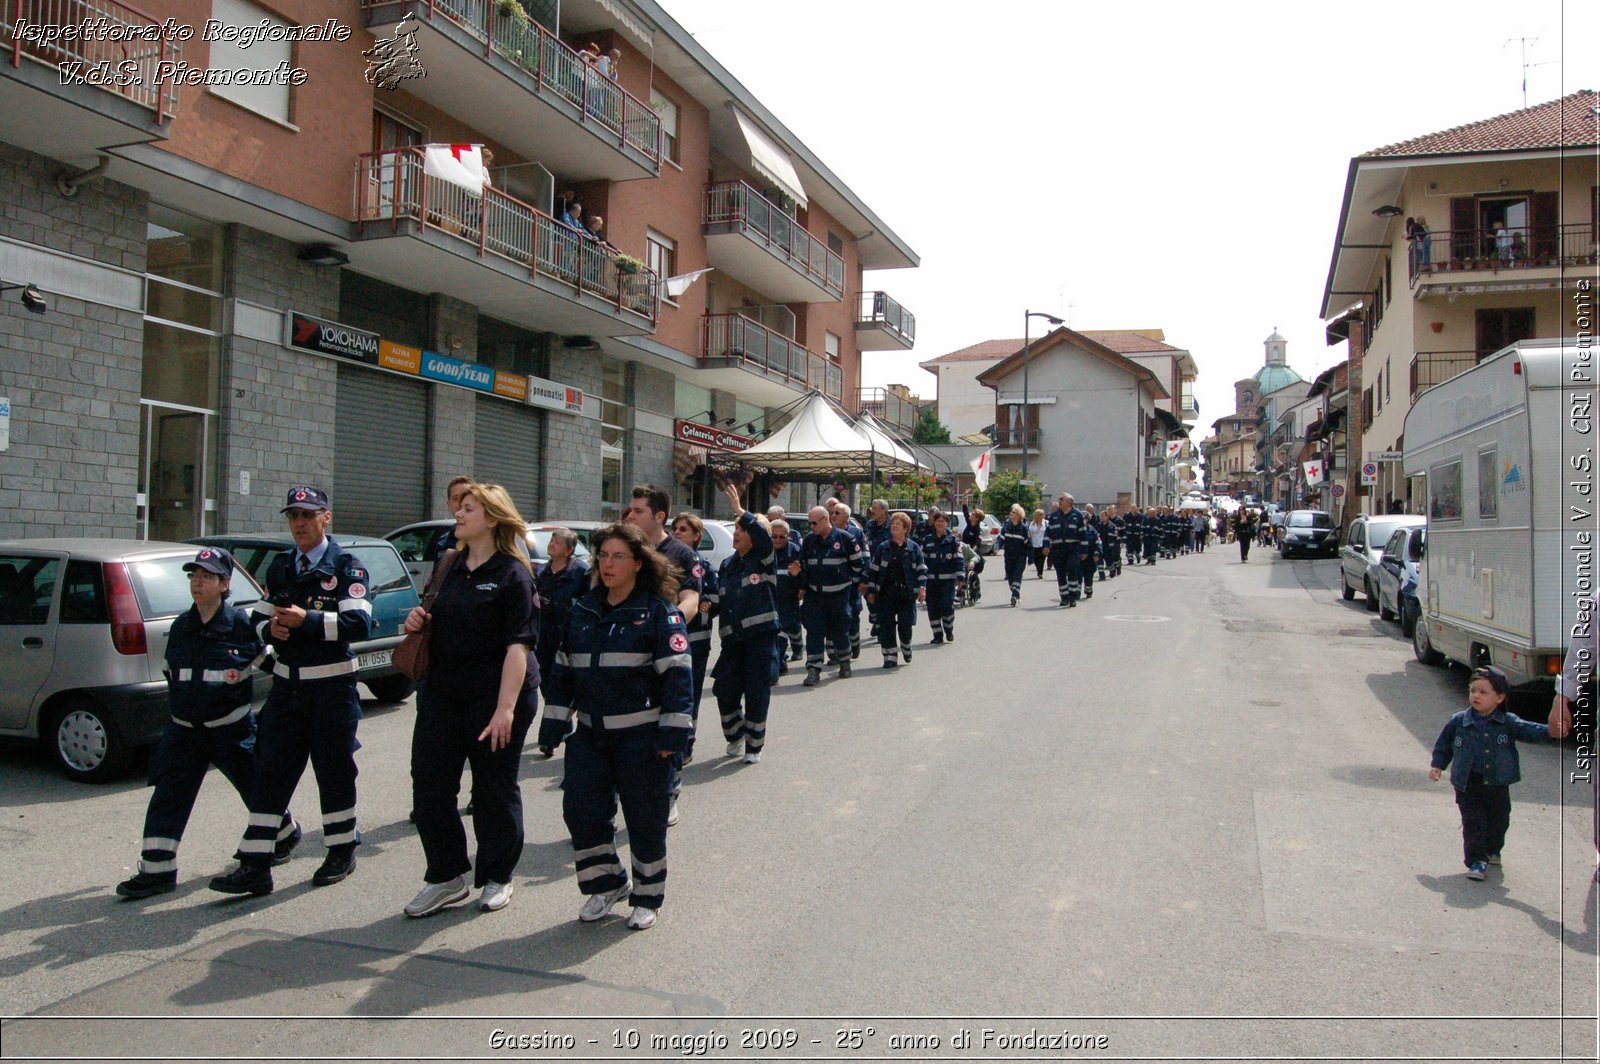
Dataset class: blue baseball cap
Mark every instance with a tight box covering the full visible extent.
[184,546,234,578]
[281,486,330,513]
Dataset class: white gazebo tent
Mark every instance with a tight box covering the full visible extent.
[735,392,922,477]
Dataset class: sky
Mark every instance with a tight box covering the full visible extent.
[665,0,1599,443]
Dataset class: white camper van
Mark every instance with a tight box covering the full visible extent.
[1403,339,1591,689]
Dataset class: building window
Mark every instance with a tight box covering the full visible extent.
[1384,357,1391,404]
[647,229,677,299]
[650,91,679,164]
[208,0,298,125]
[675,381,712,423]
[600,358,627,519]
[1429,459,1462,521]
[826,230,843,255]
[825,331,840,363]
[734,400,764,436]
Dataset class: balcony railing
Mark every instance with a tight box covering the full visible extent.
[361,0,659,165]
[856,291,916,345]
[1409,350,1478,402]
[703,181,845,299]
[4,0,180,121]
[994,427,1042,450]
[859,387,919,432]
[1409,223,1597,282]
[702,312,842,400]
[356,147,658,323]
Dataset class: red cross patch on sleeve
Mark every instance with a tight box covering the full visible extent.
[668,633,688,653]
[349,583,367,598]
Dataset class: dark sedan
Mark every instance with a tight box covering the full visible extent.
[1278,510,1338,558]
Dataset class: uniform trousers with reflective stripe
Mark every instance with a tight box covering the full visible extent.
[1454,772,1512,868]
[1146,535,1161,563]
[562,726,670,910]
[875,592,917,655]
[237,678,361,865]
[802,591,851,668]
[926,583,956,639]
[776,599,802,668]
[713,632,775,754]
[1081,553,1096,597]
[411,682,536,887]
[1054,549,1083,603]
[848,588,864,653]
[1003,553,1027,598]
[139,716,292,876]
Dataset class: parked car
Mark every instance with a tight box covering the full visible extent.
[192,534,420,704]
[1373,525,1427,636]
[951,510,1002,555]
[1278,510,1338,558]
[1339,513,1426,610]
[0,538,267,782]
[385,519,593,590]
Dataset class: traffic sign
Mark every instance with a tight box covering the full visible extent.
[1360,461,1378,486]
[1331,483,1345,498]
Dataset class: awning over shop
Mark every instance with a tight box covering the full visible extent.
[733,107,808,209]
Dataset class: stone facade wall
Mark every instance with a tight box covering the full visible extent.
[541,347,604,520]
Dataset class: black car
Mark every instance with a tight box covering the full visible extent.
[1278,510,1338,558]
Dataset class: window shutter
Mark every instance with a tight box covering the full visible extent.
[1530,191,1559,260]
[1450,197,1475,261]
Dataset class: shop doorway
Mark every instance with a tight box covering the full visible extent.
[139,400,213,541]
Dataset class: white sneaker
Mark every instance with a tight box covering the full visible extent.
[479,880,513,912]
[579,879,632,922]
[726,739,745,758]
[743,751,762,764]
[403,875,468,918]
[626,905,657,930]
[666,797,680,827]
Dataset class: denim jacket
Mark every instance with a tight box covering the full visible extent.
[1431,707,1552,788]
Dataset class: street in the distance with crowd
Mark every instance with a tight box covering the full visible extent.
[0,543,1593,1060]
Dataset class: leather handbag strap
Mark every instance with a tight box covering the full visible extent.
[419,548,460,611]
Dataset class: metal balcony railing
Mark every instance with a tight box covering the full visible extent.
[1408,223,1596,281]
[703,181,845,299]
[1408,350,1478,402]
[858,387,919,432]
[355,147,658,323]
[702,313,842,400]
[857,291,916,345]
[360,0,660,165]
[4,0,180,121]
[994,427,1041,450]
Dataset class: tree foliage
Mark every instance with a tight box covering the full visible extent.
[912,407,952,445]
[973,470,1040,517]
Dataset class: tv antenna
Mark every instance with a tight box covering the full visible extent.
[1503,37,1553,108]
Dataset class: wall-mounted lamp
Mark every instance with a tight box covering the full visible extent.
[297,244,350,267]
[0,282,47,315]
[1430,322,1444,333]
[1371,205,1404,218]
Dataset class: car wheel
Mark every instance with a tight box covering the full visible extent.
[49,697,132,783]
[1340,572,1355,600]
[364,674,417,704]
[1400,598,1418,638]
[1364,578,1379,612]
[1413,617,1444,666]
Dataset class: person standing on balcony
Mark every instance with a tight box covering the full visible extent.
[1406,216,1430,268]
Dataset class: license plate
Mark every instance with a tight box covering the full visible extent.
[357,649,392,670]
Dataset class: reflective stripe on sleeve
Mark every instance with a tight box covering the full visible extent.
[597,652,652,667]
[658,712,692,729]
[654,653,691,673]
[339,599,373,615]
[543,703,573,722]
[322,610,337,641]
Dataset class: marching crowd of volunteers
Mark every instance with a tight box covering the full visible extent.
[111,479,1597,926]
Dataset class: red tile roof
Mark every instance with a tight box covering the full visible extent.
[1363,89,1599,157]
[921,338,1024,364]
[1082,330,1182,354]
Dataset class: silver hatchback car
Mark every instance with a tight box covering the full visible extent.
[0,539,266,782]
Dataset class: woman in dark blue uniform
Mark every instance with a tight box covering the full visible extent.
[534,527,589,758]
[538,523,694,931]
[401,483,539,917]
[999,504,1030,606]
[710,484,778,762]
[116,548,298,899]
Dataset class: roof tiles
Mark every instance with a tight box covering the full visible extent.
[1363,89,1598,157]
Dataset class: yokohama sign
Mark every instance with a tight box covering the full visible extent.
[675,419,752,452]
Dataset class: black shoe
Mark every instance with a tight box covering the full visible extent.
[312,848,356,887]
[210,864,273,896]
[839,660,852,679]
[931,634,944,645]
[851,646,861,660]
[536,745,554,759]
[272,822,303,866]
[1067,600,1077,608]
[116,871,176,899]
[945,629,955,641]
[883,657,898,669]
[778,659,789,676]
[803,667,821,687]
[789,646,803,662]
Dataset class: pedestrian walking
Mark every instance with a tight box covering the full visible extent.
[999,504,1030,606]
[1233,508,1255,562]
[211,487,372,896]
[116,548,299,899]
[1125,507,1144,565]
[770,519,804,675]
[862,500,892,643]
[1429,666,1559,880]
[1027,508,1049,578]
[867,512,927,666]
[1045,493,1086,607]
[1101,505,1123,579]
[710,485,778,763]
[401,484,539,918]
[828,500,869,659]
[922,511,963,643]
[799,506,861,686]
[533,527,589,758]
[423,476,474,561]
[960,504,986,602]
[537,523,693,931]
[670,511,716,718]
[1080,506,1099,600]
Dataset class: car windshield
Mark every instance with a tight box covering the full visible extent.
[1408,531,1426,563]
[358,546,414,595]
[530,529,591,560]
[1366,520,1410,547]
[129,556,260,617]
[1287,512,1332,529]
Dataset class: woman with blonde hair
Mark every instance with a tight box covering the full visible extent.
[1027,507,1048,579]
[999,502,1030,607]
[401,483,540,917]
[538,522,693,930]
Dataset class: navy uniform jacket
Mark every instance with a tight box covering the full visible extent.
[960,505,983,552]
[800,527,863,596]
[842,522,870,592]
[683,549,718,651]
[1045,507,1086,554]
[1083,521,1100,561]
[712,511,778,643]
[538,585,694,755]
[534,557,590,675]
[773,538,804,621]
[864,517,893,560]
[923,530,964,586]
[867,538,928,598]
[166,603,264,727]
[250,538,372,683]
[999,519,1030,561]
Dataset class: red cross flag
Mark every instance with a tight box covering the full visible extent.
[970,447,994,491]
[423,144,487,196]
[1303,459,1324,483]
[1165,440,1184,459]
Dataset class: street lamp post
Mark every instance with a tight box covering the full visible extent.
[1021,310,1065,482]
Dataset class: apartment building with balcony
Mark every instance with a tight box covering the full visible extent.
[919,338,1022,440]
[1303,360,1351,522]
[1319,90,1597,518]
[0,0,917,538]
[1081,330,1200,425]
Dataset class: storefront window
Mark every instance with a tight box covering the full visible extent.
[734,400,764,436]
[675,381,712,423]
[147,205,222,291]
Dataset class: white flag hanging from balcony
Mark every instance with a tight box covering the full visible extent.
[971,447,994,491]
[422,143,487,195]
[1303,459,1325,483]
[1165,440,1184,458]
[663,267,714,300]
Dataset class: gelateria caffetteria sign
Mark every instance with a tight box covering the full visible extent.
[285,311,583,413]
[675,419,752,452]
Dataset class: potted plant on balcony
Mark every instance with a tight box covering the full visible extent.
[614,253,643,275]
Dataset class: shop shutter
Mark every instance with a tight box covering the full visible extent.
[333,365,428,535]
[474,396,545,519]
